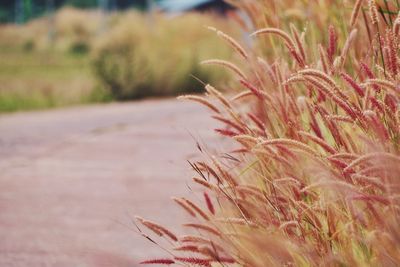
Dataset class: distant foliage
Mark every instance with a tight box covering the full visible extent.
[91,11,235,99]
[0,7,101,52]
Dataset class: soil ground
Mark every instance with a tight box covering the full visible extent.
[0,99,221,267]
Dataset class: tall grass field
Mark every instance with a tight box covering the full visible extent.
[136,0,400,266]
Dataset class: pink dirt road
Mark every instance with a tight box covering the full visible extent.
[0,99,221,267]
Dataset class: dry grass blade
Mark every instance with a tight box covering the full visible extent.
[290,24,307,63]
[205,84,231,108]
[260,138,320,157]
[193,177,218,191]
[350,0,364,28]
[298,131,337,154]
[208,27,249,60]
[172,197,196,217]
[369,0,380,25]
[364,79,399,95]
[135,216,178,241]
[251,28,295,48]
[178,95,220,113]
[183,198,210,221]
[230,90,254,101]
[344,152,400,173]
[140,259,175,265]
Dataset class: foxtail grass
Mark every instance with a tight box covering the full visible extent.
[138,1,400,266]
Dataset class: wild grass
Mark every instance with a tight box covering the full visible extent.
[92,11,237,99]
[0,7,104,112]
[0,47,101,112]
[0,7,101,52]
[0,7,236,111]
[137,0,400,266]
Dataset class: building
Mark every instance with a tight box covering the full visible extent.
[158,0,230,13]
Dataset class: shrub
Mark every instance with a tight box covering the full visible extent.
[138,0,400,266]
[53,7,100,52]
[91,11,235,99]
[69,40,90,54]
[22,39,35,52]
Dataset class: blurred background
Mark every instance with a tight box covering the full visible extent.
[0,0,238,112]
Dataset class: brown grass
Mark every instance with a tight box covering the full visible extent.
[137,0,400,266]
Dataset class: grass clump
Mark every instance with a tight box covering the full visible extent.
[91,11,235,100]
[137,1,400,266]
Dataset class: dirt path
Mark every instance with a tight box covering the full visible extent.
[0,99,220,267]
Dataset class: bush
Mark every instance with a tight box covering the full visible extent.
[137,0,400,266]
[69,40,90,54]
[91,11,235,100]
[22,39,35,52]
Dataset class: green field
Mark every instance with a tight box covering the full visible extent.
[0,46,109,112]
